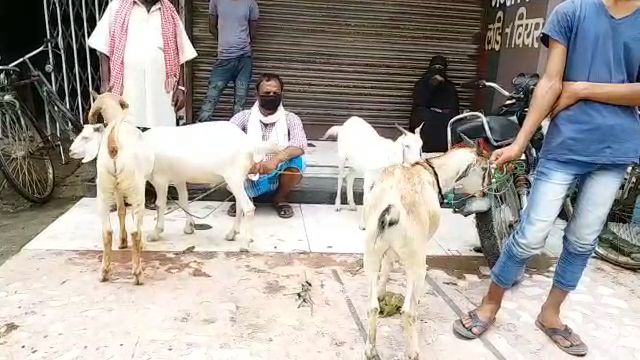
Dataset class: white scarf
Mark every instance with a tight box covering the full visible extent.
[247,101,289,163]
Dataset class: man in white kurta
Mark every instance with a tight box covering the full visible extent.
[88,0,197,128]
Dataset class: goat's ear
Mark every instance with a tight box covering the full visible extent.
[415,122,424,135]
[87,104,102,124]
[90,90,99,102]
[92,124,105,133]
[119,98,129,110]
[394,123,410,135]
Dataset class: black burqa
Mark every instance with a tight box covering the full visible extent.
[410,56,460,152]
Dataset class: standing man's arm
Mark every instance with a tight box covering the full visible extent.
[550,82,640,116]
[208,0,217,36]
[175,14,198,114]
[492,0,575,166]
[87,2,115,92]
[248,0,259,47]
[98,53,110,92]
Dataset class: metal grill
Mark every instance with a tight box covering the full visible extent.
[43,0,111,124]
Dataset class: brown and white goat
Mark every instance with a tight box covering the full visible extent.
[361,147,489,360]
[70,91,154,285]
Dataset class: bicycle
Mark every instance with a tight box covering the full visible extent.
[0,38,83,203]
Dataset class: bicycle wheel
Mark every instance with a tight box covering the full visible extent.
[0,101,55,203]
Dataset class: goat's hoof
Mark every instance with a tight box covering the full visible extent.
[149,231,161,242]
[363,350,381,360]
[239,247,249,253]
[225,231,238,241]
[348,205,357,212]
[99,269,110,283]
[118,241,128,250]
[407,353,419,360]
[334,207,342,212]
[183,222,195,235]
[133,270,144,285]
[358,224,366,231]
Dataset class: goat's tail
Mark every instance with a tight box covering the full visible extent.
[375,204,400,240]
[320,125,342,140]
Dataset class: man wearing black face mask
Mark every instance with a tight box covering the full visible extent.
[227,73,308,219]
[410,55,460,152]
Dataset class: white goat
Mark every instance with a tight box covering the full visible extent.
[71,119,282,251]
[142,122,282,249]
[321,116,423,229]
[69,92,154,285]
[361,147,489,360]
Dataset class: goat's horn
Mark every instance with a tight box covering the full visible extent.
[394,123,409,134]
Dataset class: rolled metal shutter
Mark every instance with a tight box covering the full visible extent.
[190,0,482,139]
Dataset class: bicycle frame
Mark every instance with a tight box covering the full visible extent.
[4,40,81,163]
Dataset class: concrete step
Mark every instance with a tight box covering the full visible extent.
[83,165,364,205]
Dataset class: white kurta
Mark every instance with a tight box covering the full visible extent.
[88,0,197,128]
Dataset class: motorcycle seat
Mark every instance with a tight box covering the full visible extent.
[451,115,520,145]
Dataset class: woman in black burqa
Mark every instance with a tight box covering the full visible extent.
[409,55,460,153]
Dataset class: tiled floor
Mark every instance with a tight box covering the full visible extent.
[24,198,488,256]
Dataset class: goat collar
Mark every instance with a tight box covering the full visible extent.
[417,160,444,204]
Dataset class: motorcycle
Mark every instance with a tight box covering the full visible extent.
[446,74,640,270]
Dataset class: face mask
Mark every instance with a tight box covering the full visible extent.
[258,94,282,112]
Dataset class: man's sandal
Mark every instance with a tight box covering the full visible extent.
[535,319,588,357]
[274,202,294,219]
[452,309,495,339]
[227,203,237,217]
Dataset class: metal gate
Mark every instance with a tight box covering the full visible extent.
[189,0,483,139]
[42,0,184,124]
[43,0,111,124]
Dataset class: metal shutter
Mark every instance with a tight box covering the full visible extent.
[190,0,482,139]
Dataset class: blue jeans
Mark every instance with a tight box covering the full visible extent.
[491,158,627,292]
[197,55,252,122]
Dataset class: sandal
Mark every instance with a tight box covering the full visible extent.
[535,319,588,357]
[227,203,237,217]
[274,202,294,219]
[452,309,495,339]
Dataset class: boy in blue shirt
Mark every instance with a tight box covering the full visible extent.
[453,0,640,356]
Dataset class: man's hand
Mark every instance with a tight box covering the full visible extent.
[173,88,186,112]
[490,142,526,167]
[550,81,585,118]
[250,158,280,175]
[429,74,444,86]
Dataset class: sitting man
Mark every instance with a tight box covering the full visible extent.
[227,73,307,219]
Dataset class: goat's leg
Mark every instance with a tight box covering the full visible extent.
[359,175,374,230]
[346,168,357,211]
[335,157,347,211]
[149,181,168,241]
[363,242,385,360]
[98,199,113,283]
[131,200,145,285]
[400,252,426,360]
[116,194,128,249]
[176,182,195,235]
[226,177,255,251]
[377,254,392,300]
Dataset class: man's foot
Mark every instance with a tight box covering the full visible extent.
[452,300,499,339]
[227,203,237,217]
[536,312,588,356]
[274,202,294,219]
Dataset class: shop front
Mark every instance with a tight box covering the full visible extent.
[185,0,484,138]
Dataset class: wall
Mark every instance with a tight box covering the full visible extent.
[477,0,563,112]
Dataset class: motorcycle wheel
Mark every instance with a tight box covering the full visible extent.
[475,177,523,269]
